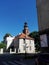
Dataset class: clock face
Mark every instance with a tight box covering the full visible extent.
[40,34,48,47]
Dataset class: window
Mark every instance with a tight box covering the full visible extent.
[19,49,20,52]
[30,46,31,50]
[23,39,25,43]
[23,46,25,50]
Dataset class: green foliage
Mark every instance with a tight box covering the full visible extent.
[29,31,40,51]
[0,42,6,49]
[0,33,12,49]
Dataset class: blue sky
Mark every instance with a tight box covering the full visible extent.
[0,0,38,41]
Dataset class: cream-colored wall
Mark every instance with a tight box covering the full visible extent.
[25,39,35,53]
[6,36,15,49]
[30,40,35,53]
[18,39,25,53]
[18,39,35,53]
[25,39,30,53]
[6,37,35,53]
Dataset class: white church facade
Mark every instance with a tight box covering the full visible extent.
[6,22,35,53]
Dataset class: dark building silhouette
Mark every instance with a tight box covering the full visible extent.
[36,0,49,52]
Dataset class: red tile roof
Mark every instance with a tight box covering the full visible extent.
[14,33,34,40]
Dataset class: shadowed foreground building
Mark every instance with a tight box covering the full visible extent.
[6,22,35,53]
[36,0,49,52]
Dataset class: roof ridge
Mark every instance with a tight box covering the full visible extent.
[14,33,34,40]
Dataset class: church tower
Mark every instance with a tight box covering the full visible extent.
[23,22,29,35]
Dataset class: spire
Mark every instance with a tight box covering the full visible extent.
[23,22,29,35]
[24,22,28,29]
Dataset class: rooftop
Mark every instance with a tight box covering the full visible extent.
[14,33,34,40]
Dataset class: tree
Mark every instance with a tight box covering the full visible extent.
[3,33,12,40]
[0,42,6,49]
[29,31,40,51]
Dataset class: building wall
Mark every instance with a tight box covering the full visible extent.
[25,39,35,53]
[36,0,49,52]
[30,40,35,53]
[6,36,15,49]
[18,39,35,53]
[14,39,19,53]
[36,0,49,31]
[6,37,35,53]
[18,39,25,53]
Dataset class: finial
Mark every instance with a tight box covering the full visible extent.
[24,22,28,27]
[24,22,27,25]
